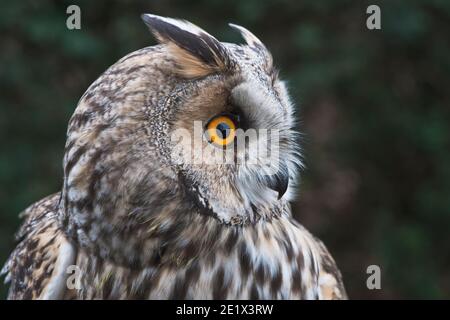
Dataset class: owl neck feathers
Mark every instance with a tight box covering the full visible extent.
[59,160,293,270]
[73,210,319,299]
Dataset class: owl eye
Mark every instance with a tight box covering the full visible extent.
[205,114,237,147]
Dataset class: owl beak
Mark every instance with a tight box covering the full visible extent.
[267,162,289,200]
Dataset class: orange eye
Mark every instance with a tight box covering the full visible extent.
[205,115,237,147]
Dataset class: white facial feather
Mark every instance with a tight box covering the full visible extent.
[231,79,302,207]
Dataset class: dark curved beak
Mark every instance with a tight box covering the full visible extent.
[266,161,289,200]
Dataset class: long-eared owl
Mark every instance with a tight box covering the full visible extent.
[2,14,346,300]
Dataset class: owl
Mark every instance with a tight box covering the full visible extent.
[1,14,347,300]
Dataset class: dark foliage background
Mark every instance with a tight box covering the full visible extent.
[1,0,449,299]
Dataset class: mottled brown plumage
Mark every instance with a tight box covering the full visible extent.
[2,14,347,300]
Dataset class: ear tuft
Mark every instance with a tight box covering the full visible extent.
[229,23,273,70]
[142,14,234,78]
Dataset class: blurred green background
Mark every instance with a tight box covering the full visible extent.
[1,0,449,299]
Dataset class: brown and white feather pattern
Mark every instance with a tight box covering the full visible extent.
[72,212,346,299]
[1,193,76,299]
[2,14,347,300]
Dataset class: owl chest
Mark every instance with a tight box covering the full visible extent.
[148,251,320,300]
[75,234,320,300]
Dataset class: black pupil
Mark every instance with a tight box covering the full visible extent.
[216,122,231,139]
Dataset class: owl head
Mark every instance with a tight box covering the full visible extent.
[61,14,301,259]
